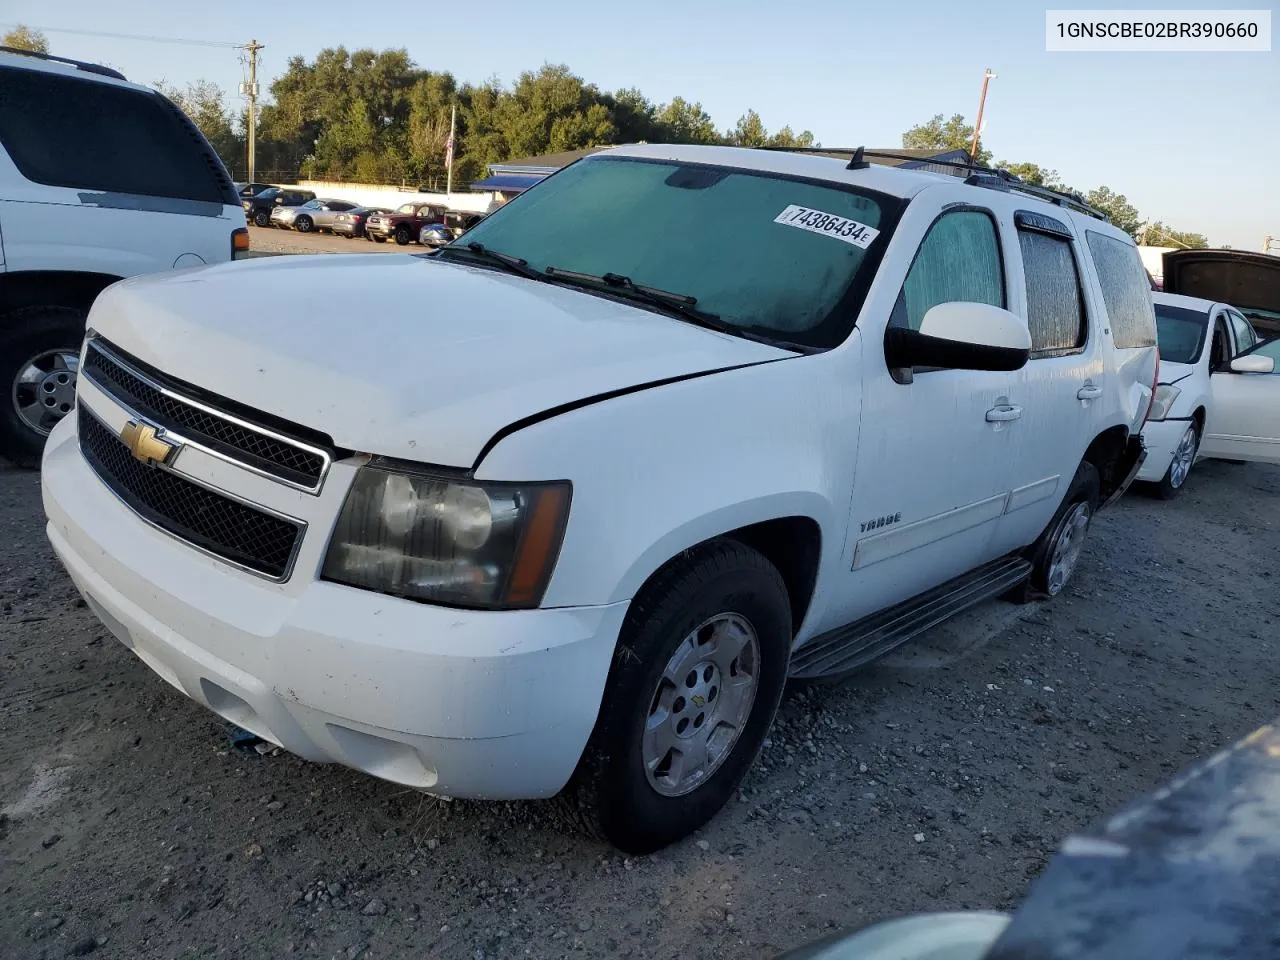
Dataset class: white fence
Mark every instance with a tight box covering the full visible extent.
[295,180,496,214]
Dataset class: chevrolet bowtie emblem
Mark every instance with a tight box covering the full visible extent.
[119,420,176,466]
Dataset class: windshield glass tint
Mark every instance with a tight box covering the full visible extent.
[458,157,899,349]
[1154,302,1209,364]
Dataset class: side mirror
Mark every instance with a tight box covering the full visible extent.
[1230,354,1276,374]
[885,302,1031,377]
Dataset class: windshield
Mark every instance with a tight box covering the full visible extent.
[1154,302,1209,364]
[456,156,902,349]
[397,204,415,214]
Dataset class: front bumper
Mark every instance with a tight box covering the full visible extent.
[365,223,396,237]
[40,414,627,799]
[1136,419,1190,483]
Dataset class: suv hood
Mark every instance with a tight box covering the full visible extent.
[1163,249,1280,336]
[88,254,792,466]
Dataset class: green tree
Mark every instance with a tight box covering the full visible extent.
[652,97,722,144]
[1140,222,1209,249]
[768,125,817,148]
[902,112,990,164]
[996,161,1063,189]
[1084,186,1144,237]
[3,25,49,53]
[730,109,769,147]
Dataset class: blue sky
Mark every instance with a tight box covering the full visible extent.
[5,0,1276,248]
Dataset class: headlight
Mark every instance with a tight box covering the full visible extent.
[321,461,571,609]
[1146,384,1181,421]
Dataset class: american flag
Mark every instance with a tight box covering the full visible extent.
[444,135,455,169]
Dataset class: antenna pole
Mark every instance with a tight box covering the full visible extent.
[970,68,996,162]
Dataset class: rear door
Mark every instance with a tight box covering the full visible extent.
[989,208,1103,555]
[1202,313,1280,463]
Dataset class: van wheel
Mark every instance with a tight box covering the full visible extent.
[1008,462,1100,603]
[1154,423,1199,500]
[253,209,270,227]
[394,226,412,246]
[0,306,86,468]
[560,540,791,854]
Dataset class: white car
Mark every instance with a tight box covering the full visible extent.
[41,144,1158,853]
[0,48,248,466]
[1138,291,1279,497]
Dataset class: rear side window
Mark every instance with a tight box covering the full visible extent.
[0,66,232,205]
[892,210,1005,331]
[1085,231,1157,349]
[1018,229,1086,357]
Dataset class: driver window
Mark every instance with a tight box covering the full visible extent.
[890,210,1006,331]
[1211,316,1231,368]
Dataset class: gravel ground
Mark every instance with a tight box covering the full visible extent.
[2,458,1278,960]
[245,226,412,256]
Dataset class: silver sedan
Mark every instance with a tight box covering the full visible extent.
[271,198,360,233]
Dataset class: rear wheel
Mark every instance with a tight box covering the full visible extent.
[560,539,791,854]
[1,306,86,468]
[295,216,314,233]
[1154,423,1199,500]
[1008,461,1100,603]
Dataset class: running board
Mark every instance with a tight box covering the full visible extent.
[788,556,1032,681]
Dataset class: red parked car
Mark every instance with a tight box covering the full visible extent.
[363,202,447,246]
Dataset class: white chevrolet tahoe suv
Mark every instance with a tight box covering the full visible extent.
[41,144,1158,853]
[0,47,249,466]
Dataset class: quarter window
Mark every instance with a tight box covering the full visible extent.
[1018,229,1086,356]
[892,210,1005,331]
[1085,231,1157,349]
[0,66,230,204]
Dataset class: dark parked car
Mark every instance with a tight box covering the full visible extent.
[243,187,316,228]
[234,181,274,200]
[364,202,446,245]
[330,206,392,239]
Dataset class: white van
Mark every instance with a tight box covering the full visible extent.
[0,47,248,465]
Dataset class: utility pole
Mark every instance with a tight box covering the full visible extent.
[970,68,996,162]
[240,40,264,183]
[445,103,457,196]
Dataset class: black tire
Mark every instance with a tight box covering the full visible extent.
[295,216,313,233]
[0,305,87,468]
[253,209,270,227]
[1154,422,1199,500]
[1008,461,1101,603]
[371,236,386,244]
[394,226,412,246]
[560,539,792,854]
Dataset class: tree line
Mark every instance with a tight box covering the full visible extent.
[3,25,1209,248]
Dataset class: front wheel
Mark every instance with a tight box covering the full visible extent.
[1009,461,1100,603]
[1155,423,1199,500]
[371,235,386,244]
[253,209,270,227]
[561,540,792,854]
[295,216,313,233]
[394,226,412,246]
[1,305,87,468]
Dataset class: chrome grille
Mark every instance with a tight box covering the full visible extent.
[81,338,331,491]
[78,407,304,580]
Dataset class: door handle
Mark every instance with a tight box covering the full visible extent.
[986,404,1023,422]
[1077,384,1104,400]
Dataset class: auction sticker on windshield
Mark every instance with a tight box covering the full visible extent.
[774,205,880,249]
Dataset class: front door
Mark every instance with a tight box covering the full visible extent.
[1202,328,1280,464]
[831,204,1021,628]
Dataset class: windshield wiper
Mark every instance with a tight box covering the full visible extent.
[542,267,817,353]
[543,267,725,329]
[435,242,544,282]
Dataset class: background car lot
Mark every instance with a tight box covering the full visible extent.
[2,457,1276,960]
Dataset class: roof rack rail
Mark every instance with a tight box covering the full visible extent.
[0,45,127,80]
[750,144,1112,223]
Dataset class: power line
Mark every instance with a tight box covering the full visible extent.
[1,24,242,48]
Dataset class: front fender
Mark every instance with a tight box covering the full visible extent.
[474,343,860,610]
